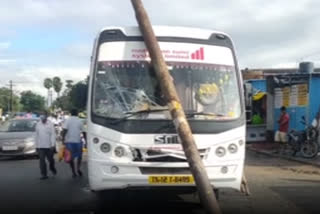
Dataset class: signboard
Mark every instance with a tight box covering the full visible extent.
[297,84,308,106]
[282,87,290,107]
[275,84,308,108]
[289,85,298,107]
[98,41,235,66]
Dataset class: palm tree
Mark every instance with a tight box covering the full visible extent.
[43,78,53,107]
[44,78,53,91]
[52,77,63,98]
[65,80,74,90]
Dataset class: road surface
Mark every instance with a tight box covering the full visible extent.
[1,150,320,214]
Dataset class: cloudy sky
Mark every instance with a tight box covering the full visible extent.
[1,0,320,97]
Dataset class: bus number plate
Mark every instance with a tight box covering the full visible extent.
[148,175,194,184]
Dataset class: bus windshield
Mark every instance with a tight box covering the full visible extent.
[93,61,241,121]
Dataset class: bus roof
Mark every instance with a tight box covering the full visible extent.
[98,26,231,41]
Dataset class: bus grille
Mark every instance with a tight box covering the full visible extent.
[132,148,208,162]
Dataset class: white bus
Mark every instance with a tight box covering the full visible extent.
[87,26,246,193]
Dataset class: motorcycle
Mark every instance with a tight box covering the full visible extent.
[287,116,319,158]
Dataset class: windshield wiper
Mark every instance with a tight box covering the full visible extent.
[111,108,169,124]
[185,112,225,118]
[155,112,226,132]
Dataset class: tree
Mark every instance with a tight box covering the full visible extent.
[0,87,20,112]
[43,78,53,91]
[53,94,73,111]
[65,80,74,90]
[52,76,63,98]
[43,78,53,107]
[69,81,88,111]
[20,91,45,112]
[52,78,88,112]
[51,79,74,111]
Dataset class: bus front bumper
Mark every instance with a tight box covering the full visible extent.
[88,159,244,192]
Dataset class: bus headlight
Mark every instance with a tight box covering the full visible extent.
[100,143,111,153]
[221,166,228,174]
[114,146,126,157]
[111,166,119,174]
[93,137,99,144]
[215,147,226,157]
[228,144,238,154]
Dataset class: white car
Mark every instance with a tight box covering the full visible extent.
[0,119,38,157]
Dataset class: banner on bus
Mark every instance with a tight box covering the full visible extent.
[98,41,234,66]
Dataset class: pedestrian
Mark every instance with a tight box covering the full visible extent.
[311,111,320,143]
[62,109,85,178]
[25,111,33,119]
[35,111,57,180]
[274,106,290,153]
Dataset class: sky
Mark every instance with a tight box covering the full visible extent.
[1,0,320,97]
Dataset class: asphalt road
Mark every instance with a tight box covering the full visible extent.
[1,150,320,214]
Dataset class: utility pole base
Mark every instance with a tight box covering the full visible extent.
[240,174,250,196]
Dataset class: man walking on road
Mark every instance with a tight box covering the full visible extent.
[275,106,290,152]
[35,112,57,180]
[62,109,85,178]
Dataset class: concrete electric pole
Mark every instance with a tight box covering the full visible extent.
[130,1,222,214]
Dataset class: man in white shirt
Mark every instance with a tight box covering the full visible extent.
[35,112,57,180]
[62,109,85,178]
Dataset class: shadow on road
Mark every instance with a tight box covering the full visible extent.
[0,156,38,162]
[53,189,202,214]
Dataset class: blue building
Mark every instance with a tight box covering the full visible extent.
[244,79,267,142]
[266,72,320,133]
[243,63,320,142]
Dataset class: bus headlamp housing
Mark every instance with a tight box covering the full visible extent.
[100,143,111,153]
[215,147,226,157]
[239,140,244,146]
[93,137,99,144]
[228,144,238,154]
[114,146,126,157]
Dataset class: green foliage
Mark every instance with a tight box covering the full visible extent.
[53,94,73,111]
[52,76,63,97]
[65,80,74,89]
[0,87,20,112]
[70,81,88,111]
[20,90,45,112]
[43,78,53,90]
[52,77,88,112]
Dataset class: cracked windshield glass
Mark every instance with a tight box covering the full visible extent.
[93,61,240,120]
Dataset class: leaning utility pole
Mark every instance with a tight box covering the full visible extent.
[130,1,222,214]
